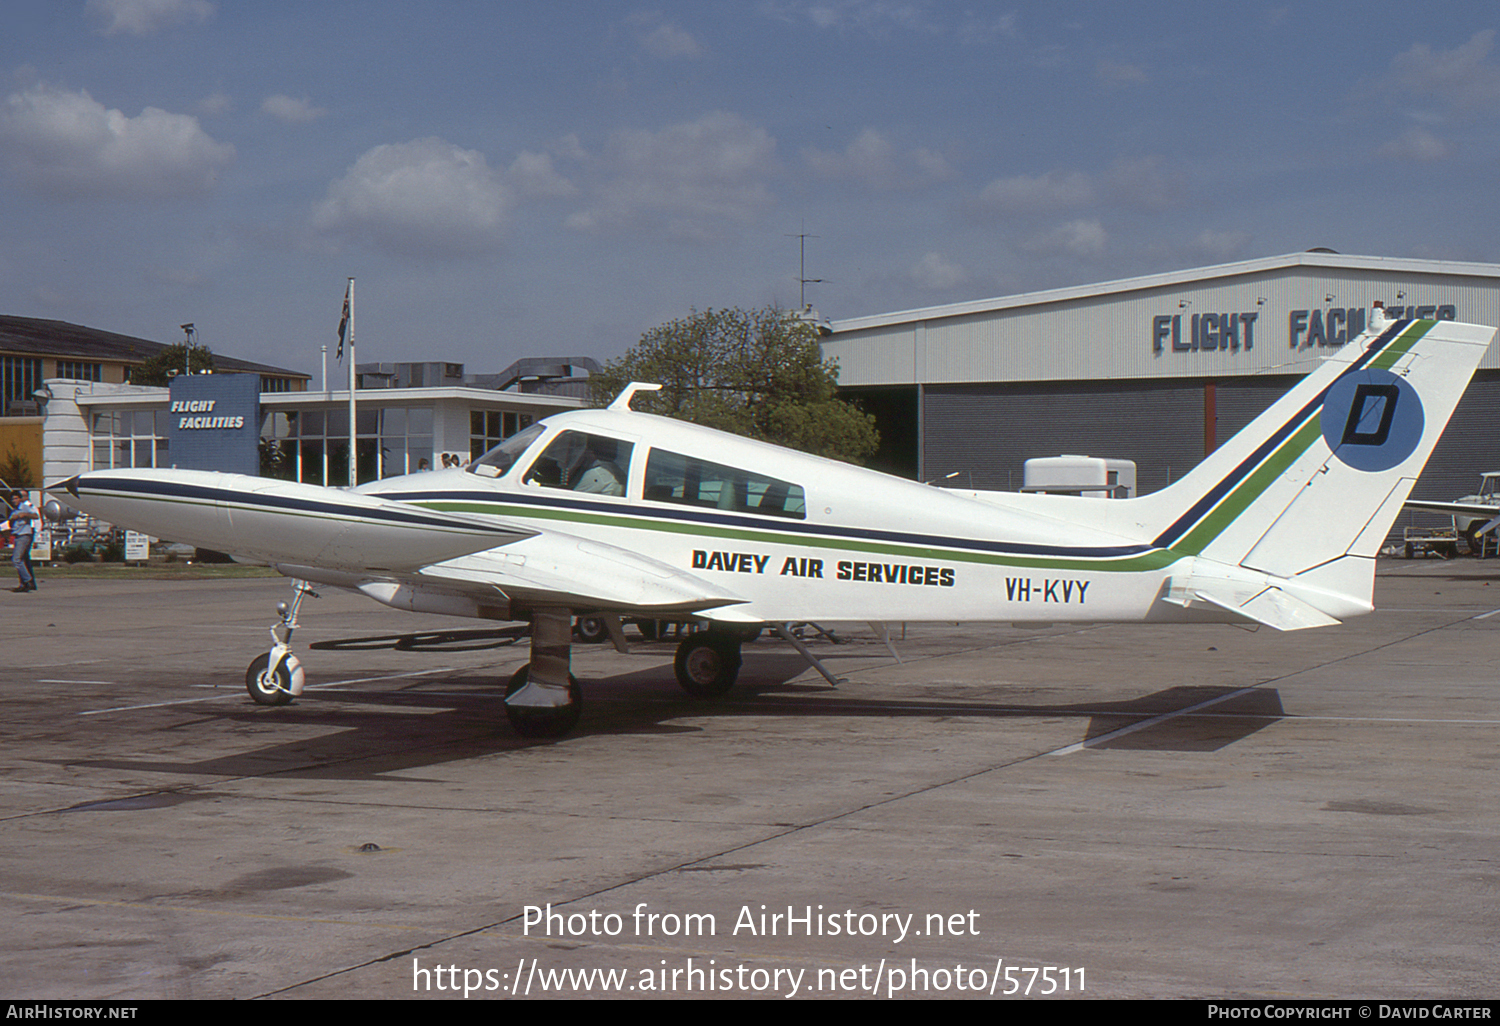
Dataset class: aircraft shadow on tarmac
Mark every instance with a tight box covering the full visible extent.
[309,626,529,652]
[61,641,1286,785]
[722,653,1286,753]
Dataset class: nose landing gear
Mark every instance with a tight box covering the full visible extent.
[245,582,315,706]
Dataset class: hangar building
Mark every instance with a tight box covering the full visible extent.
[825,252,1500,521]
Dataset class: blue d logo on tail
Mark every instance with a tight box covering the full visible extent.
[1321,368,1424,472]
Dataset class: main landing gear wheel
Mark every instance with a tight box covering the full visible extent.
[246,653,294,706]
[504,664,582,738]
[1465,523,1488,558]
[575,616,609,644]
[673,633,742,698]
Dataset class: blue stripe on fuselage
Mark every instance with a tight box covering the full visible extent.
[78,476,515,535]
[371,486,1156,561]
[1148,320,1410,550]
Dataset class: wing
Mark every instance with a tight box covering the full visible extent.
[275,529,754,621]
[59,468,532,570]
[60,467,751,621]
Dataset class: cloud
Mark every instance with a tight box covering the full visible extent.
[197,92,233,116]
[86,0,214,36]
[1186,229,1254,263]
[803,128,953,190]
[958,10,1019,43]
[766,1,1017,43]
[1024,218,1107,259]
[979,157,1180,224]
[1390,29,1500,111]
[565,111,779,240]
[261,94,327,124]
[979,170,1094,213]
[1378,126,1452,162]
[508,150,577,199]
[629,12,705,59]
[762,1,943,37]
[0,83,233,199]
[313,138,514,258]
[1096,60,1148,88]
[1103,155,1181,211]
[910,251,968,290]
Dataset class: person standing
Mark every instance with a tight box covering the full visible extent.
[7,490,37,593]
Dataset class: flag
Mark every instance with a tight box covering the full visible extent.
[336,283,351,361]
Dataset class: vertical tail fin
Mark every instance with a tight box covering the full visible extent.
[1133,317,1493,583]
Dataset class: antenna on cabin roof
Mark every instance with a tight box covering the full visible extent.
[786,223,824,310]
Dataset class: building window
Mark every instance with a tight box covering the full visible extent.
[2,356,43,416]
[91,409,169,470]
[56,361,102,382]
[260,376,292,393]
[260,405,433,483]
[470,410,533,461]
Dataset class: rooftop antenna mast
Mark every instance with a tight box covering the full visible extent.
[787,224,823,309]
[180,323,196,376]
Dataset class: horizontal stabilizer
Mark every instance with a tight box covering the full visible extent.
[1164,567,1342,631]
[1189,586,1342,631]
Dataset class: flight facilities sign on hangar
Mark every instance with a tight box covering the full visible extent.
[1151,302,1459,354]
[167,373,260,476]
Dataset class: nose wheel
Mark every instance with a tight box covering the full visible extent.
[245,582,314,706]
[246,651,300,706]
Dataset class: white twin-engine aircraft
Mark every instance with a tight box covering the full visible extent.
[58,313,1495,737]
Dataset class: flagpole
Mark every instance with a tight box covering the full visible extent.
[346,277,357,487]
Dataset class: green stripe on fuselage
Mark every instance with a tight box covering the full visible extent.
[1167,414,1323,557]
[1162,319,1436,557]
[1369,319,1435,371]
[419,498,1179,574]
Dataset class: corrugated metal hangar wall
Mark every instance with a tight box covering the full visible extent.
[825,252,1500,536]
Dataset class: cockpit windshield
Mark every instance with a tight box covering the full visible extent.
[467,423,546,479]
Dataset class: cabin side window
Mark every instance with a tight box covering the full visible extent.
[643,449,805,519]
[521,430,634,497]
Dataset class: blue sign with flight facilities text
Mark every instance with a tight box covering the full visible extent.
[166,373,261,475]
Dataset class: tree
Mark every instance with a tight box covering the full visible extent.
[588,306,879,464]
[1,446,34,488]
[132,343,216,386]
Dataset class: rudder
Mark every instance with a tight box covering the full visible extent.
[1138,316,1494,578]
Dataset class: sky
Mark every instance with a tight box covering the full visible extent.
[2,1,1498,381]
